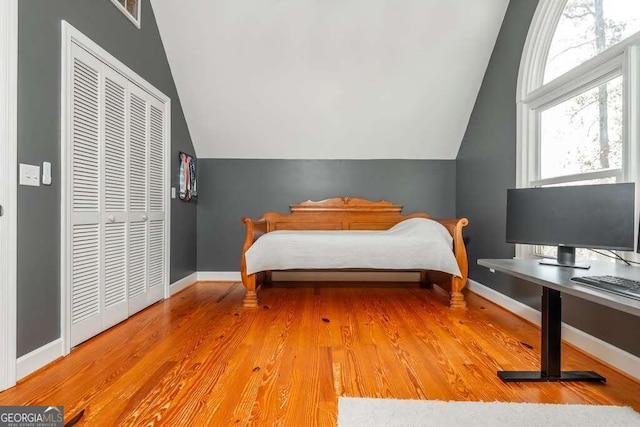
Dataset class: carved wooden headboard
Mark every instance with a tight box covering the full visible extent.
[261,197,430,231]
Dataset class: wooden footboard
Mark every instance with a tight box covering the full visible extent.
[240,197,469,309]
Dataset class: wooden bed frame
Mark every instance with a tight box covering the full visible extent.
[240,197,469,309]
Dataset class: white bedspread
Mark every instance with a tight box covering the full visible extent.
[245,218,462,277]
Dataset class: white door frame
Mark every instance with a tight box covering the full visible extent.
[0,0,18,392]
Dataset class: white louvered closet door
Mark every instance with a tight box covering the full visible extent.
[67,32,170,349]
[146,96,167,307]
[126,84,166,315]
[127,84,150,316]
[101,67,129,330]
[69,45,104,346]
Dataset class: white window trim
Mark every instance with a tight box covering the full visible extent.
[0,0,18,392]
[517,0,640,260]
[525,58,623,111]
[109,0,141,29]
[61,21,170,355]
[531,168,622,187]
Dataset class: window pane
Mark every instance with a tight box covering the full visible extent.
[126,0,138,19]
[535,178,617,260]
[544,177,617,186]
[545,0,640,83]
[540,76,622,180]
[535,245,616,262]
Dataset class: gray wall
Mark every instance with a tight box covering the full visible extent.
[456,0,640,357]
[17,0,197,357]
[197,159,456,271]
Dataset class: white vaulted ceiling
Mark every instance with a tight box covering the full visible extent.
[151,0,508,159]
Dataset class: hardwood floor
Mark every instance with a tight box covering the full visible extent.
[1,282,639,426]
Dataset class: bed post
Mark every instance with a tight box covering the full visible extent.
[240,246,258,307]
[241,274,258,308]
[449,281,466,309]
[449,218,469,309]
[241,217,267,308]
[432,217,469,309]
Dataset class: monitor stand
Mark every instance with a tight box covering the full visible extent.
[539,246,590,269]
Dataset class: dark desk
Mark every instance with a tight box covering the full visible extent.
[478,258,640,383]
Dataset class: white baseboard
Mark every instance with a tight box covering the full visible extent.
[197,271,242,281]
[16,338,63,380]
[16,271,209,381]
[169,272,198,296]
[271,271,420,282]
[467,279,541,325]
[467,279,640,381]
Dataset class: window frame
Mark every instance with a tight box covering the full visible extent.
[110,0,141,29]
[0,0,18,392]
[517,0,640,259]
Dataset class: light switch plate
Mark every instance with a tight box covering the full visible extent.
[171,187,176,199]
[19,163,40,187]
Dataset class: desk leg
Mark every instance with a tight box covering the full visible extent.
[542,287,561,377]
[497,286,606,383]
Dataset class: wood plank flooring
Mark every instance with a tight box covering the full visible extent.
[1,282,639,426]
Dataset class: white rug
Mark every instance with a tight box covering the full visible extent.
[338,398,640,427]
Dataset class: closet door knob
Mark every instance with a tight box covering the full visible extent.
[142,215,148,221]
[107,215,115,223]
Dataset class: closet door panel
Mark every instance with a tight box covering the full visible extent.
[147,220,164,303]
[102,68,128,328]
[127,85,150,315]
[103,222,127,326]
[69,45,103,347]
[71,223,102,346]
[149,104,164,216]
[71,50,100,215]
[128,221,149,315]
[128,90,148,216]
[104,75,127,214]
[147,99,166,304]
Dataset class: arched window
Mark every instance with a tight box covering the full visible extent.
[545,0,640,83]
[517,0,640,258]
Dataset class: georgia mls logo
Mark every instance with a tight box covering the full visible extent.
[0,405,64,427]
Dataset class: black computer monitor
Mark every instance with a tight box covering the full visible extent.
[506,182,635,269]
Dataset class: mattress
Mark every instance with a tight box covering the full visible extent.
[244,218,462,277]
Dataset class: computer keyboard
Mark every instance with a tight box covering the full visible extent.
[570,275,640,301]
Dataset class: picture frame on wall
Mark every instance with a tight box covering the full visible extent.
[110,0,141,28]
[179,152,197,202]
